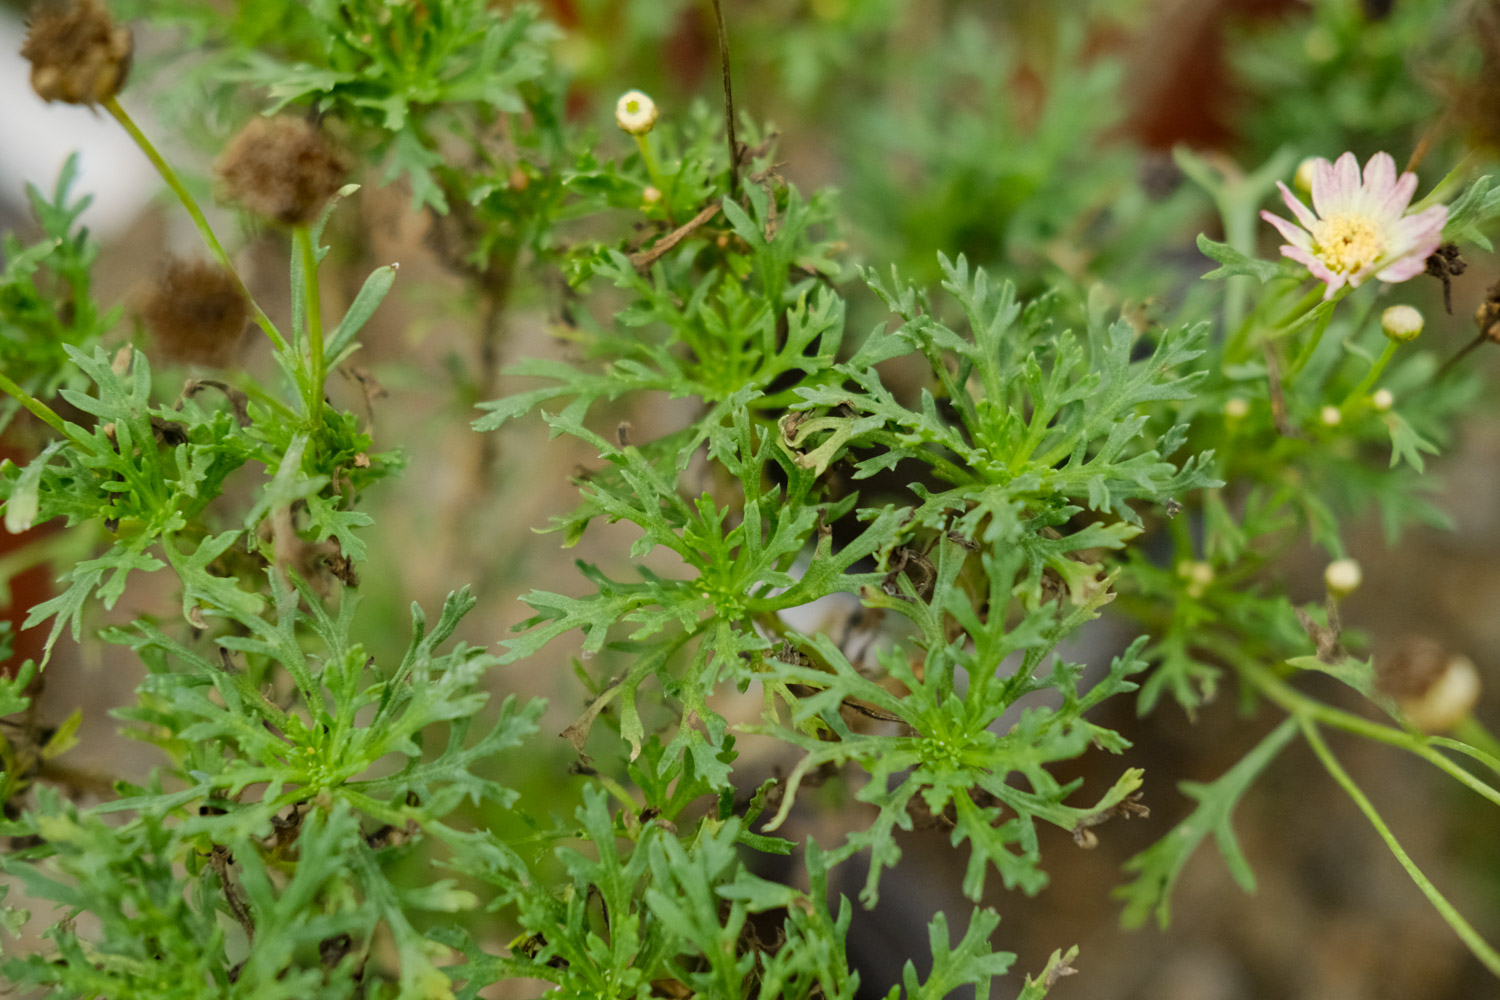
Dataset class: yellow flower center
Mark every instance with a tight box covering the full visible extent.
[1314,213,1385,274]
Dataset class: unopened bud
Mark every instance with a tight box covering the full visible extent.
[1177,560,1214,599]
[1320,405,1342,427]
[1377,637,1481,733]
[1224,397,1250,419]
[642,185,662,205]
[615,90,658,136]
[1323,558,1361,598]
[1371,388,1394,411]
[1381,304,1423,343]
[1294,157,1318,194]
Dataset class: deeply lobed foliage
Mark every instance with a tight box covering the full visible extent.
[2,0,1500,997]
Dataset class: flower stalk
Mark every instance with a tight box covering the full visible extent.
[103,96,287,353]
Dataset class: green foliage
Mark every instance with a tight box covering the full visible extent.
[1115,718,1298,929]
[0,155,119,434]
[4,0,1500,995]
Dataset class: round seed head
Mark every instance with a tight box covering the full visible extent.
[139,258,249,367]
[22,0,133,106]
[215,116,351,226]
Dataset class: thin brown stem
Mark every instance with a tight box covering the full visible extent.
[630,203,723,270]
[711,0,739,197]
[1435,331,1486,381]
[208,846,256,943]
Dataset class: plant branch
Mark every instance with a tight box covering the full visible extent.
[103,96,288,354]
[1299,716,1500,978]
[711,0,739,198]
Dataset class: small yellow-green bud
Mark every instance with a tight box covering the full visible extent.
[1372,388,1394,411]
[1294,157,1318,194]
[1177,560,1214,599]
[1224,397,1250,419]
[1381,304,1423,343]
[1323,558,1361,598]
[1303,26,1337,63]
[615,89,658,136]
[1320,405,1342,427]
[642,185,662,205]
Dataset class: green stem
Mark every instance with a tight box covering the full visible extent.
[1342,339,1400,407]
[1287,300,1336,377]
[0,372,86,448]
[1238,659,1500,808]
[295,226,326,412]
[634,132,668,198]
[103,96,288,354]
[1228,284,1318,365]
[1222,200,1255,336]
[1299,717,1500,978]
[1445,716,1500,772]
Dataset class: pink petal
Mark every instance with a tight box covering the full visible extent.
[1311,158,1338,215]
[1313,152,1361,216]
[1397,204,1449,248]
[1280,245,1345,297]
[1261,209,1313,249]
[1375,256,1428,282]
[1361,152,1397,199]
[1275,182,1320,232]
[1369,171,1418,223]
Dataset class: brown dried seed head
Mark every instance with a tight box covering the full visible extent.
[22,0,133,106]
[139,258,249,368]
[215,117,351,226]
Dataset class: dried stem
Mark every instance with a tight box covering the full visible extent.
[711,0,739,198]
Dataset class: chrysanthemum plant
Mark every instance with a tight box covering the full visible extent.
[2,0,1499,995]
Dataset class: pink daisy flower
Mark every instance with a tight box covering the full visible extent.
[1261,151,1447,300]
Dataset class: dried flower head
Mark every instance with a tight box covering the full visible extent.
[21,0,133,106]
[139,258,249,367]
[1262,152,1447,300]
[215,117,350,226]
[615,90,659,136]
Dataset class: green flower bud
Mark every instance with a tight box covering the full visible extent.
[1381,304,1423,343]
